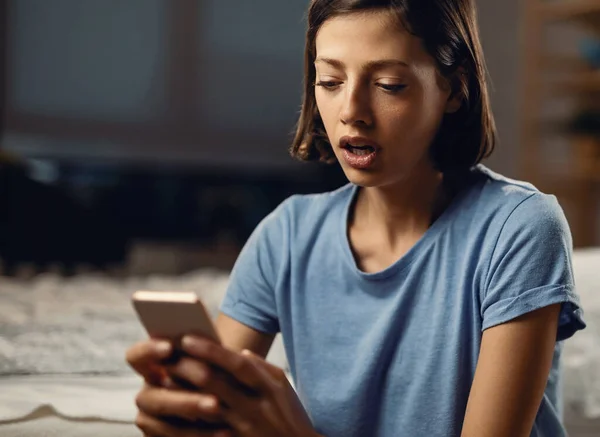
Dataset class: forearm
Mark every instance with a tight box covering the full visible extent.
[215,313,275,357]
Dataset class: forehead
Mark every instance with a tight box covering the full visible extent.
[315,10,427,66]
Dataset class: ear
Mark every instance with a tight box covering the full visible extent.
[445,66,467,114]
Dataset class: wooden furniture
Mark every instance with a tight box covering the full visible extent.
[520,0,600,247]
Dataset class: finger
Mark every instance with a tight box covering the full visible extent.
[136,384,223,423]
[161,375,189,390]
[181,337,264,391]
[241,350,288,383]
[126,340,173,385]
[239,352,312,428]
[221,407,258,437]
[166,356,212,389]
[135,411,232,437]
[201,367,257,412]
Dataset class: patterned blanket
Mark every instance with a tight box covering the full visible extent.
[0,270,230,375]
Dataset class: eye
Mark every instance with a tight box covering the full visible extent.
[377,83,407,93]
[315,81,342,91]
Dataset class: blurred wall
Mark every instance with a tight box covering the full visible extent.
[2,0,540,178]
[3,0,307,170]
[477,0,521,178]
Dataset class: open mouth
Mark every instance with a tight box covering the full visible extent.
[345,145,376,156]
[340,136,379,154]
[339,136,380,169]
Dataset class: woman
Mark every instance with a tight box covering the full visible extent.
[126,0,586,436]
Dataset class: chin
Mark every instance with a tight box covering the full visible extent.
[342,165,422,190]
[341,167,388,188]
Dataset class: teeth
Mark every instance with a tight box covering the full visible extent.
[349,147,373,156]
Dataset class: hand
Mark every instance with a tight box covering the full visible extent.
[126,339,231,436]
[167,335,321,437]
[126,338,174,387]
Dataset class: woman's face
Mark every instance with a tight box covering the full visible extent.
[314,10,460,188]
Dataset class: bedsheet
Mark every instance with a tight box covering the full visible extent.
[0,248,598,424]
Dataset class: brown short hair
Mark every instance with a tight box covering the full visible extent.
[290,0,496,178]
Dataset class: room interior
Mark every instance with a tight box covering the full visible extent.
[0,0,599,436]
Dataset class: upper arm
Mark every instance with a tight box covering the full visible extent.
[481,193,584,339]
[215,312,275,358]
[461,304,561,437]
[218,198,293,349]
[463,193,586,436]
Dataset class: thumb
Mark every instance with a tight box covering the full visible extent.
[125,340,173,385]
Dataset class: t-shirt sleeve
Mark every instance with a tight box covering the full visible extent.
[482,192,586,341]
[219,198,291,335]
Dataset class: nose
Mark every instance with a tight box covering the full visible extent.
[339,82,373,127]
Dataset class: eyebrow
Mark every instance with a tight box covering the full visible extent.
[314,57,410,70]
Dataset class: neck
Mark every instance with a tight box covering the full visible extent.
[352,167,448,245]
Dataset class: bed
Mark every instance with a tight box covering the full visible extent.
[0,249,598,436]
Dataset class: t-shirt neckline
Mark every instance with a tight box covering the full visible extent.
[338,183,465,281]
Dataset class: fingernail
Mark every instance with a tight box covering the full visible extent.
[182,335,198,350]
[154,341,171,356]
[241,349,252,356]
[198,396,218,410]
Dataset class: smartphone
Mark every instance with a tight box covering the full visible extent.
[131,290,221,344]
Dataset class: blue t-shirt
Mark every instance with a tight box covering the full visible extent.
[220,165,585,437]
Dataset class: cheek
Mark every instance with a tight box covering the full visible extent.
[315,92,339,134]
[384,88,446,138]
[377,98,423,139]
[420,77,451,126]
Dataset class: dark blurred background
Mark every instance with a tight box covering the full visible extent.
[0,0,599,276]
